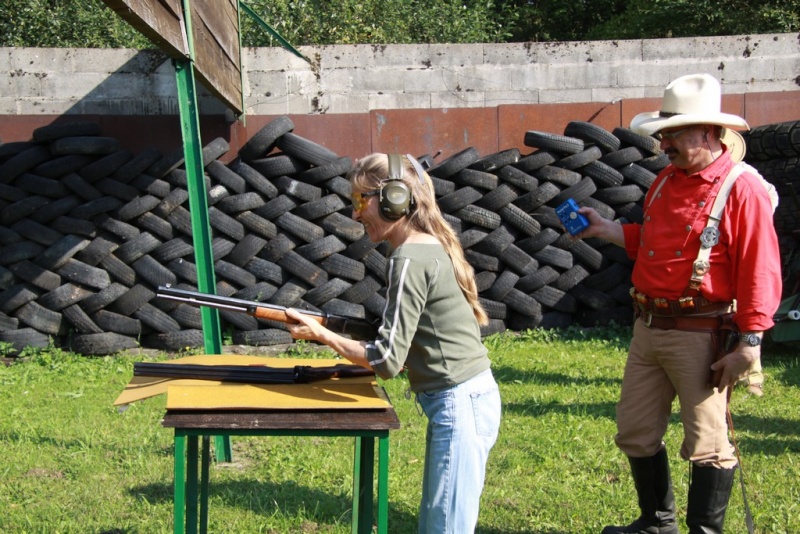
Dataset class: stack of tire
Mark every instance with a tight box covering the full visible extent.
[0,115,704,356]
[742,119,800,283]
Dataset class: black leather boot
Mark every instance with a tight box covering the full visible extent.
[602,448,679,534]
[686,464,736,534]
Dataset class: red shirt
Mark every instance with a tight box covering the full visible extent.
[622,150,782,332]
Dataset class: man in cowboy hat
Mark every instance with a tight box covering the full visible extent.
[576,73,782,533]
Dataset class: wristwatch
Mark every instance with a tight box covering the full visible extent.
[738,332,762,347]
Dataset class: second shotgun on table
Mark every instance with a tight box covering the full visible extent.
[156,285,379,341]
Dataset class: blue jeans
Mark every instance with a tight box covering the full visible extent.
[416,369,501,534]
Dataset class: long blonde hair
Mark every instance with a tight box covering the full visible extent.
[348,153,488,325]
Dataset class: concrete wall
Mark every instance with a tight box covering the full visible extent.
[1,33,799,161]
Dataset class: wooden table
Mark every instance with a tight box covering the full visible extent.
[162,406,401,534]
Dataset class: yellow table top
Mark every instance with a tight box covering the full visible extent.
[115,354,390,410]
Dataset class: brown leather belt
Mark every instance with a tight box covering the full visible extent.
[630,287,733,317]
[640,314,723,332]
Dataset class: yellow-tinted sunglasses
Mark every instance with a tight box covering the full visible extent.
[351,190,380,213]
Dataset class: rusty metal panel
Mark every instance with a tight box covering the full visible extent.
[370,108,499,161]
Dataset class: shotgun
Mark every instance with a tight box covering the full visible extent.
[133,361,375,384]
[156,285,378,341]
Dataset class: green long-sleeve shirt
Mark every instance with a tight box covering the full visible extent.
[364,243,490,393]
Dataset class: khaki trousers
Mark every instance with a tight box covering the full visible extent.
[614,318,737,469]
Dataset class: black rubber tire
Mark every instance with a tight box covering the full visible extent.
[612,127,662,156]
[530,285,578,313]
[250,154,308,179]
[35,154,95,179]
[438,186,484,213]
[454,168,500,191]
[552,265,590,292]
[593,184,645,206]
[0,327,51,354]
[79,149,134,182]
[427,147,481,179]
[276,132,339,166]
[465,249,500,272]
[523,131,584,155]
[206,160,247,194]
[79,282,129,315]
[295,156,353,185]
[62,304,103,334]
[231,328,294,346]
[534,165,582,187]
[475,271,497,293]
[133,302,182,333]
[0,146,53,183]
[214,259,258,287]
[229,159,280,199]
[100,254,136,287]
[115,232,162,264]
[32,121,100,142]
[476,183,520,211]
[479,299,508,322]
[483,270,520,301]
[304,277,352,306]
[600,146,647,169]
[513,150,557,174]
[496,165,539,192]
[499,244,538,275]
[291,194,347,221]
[319,212,366,242]
[502,288,543,317]
[320,253,366,282]
[50,136,121,156]
[469,148,521,172]
[549,177,597,207]
[275,212,326,244]
[92,310,142,336]
[514,182,561,212]
[581,160,624,188]
[14,301,65,335]
[553,146,603,171]
[36,235,91,271]
[295,234,347,262]
[273,175,323,203]
[131,254,178,288]
[239,115,295,162]
[453,205,502,230]
[564,121,621,153]
[532,245,573,270]
[144,330,205,352]
[38,283,93,311]
[499,204,541,237]
[277,250,329,287]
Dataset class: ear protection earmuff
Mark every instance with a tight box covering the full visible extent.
[377,154,426,220]
[378,154,412,220]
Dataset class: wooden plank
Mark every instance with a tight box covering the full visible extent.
[102,0,243,114]
[102,0,188,58]
[191,0,242,114]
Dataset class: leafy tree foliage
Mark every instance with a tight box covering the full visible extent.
[0,0,151,48]
[240,0,520,45]
[0,0,797,49]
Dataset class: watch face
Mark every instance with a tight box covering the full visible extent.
[740,333,761,346]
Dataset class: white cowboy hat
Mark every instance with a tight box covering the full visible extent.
[630,73,749,136]
[720,128,746,163]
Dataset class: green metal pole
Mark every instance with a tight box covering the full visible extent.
[176,0,232,464]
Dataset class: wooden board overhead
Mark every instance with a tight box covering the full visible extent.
[102,0,243,114]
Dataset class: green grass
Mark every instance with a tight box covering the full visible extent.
[1,328,798,533]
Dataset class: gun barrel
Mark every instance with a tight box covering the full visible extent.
[156,285,378,340]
